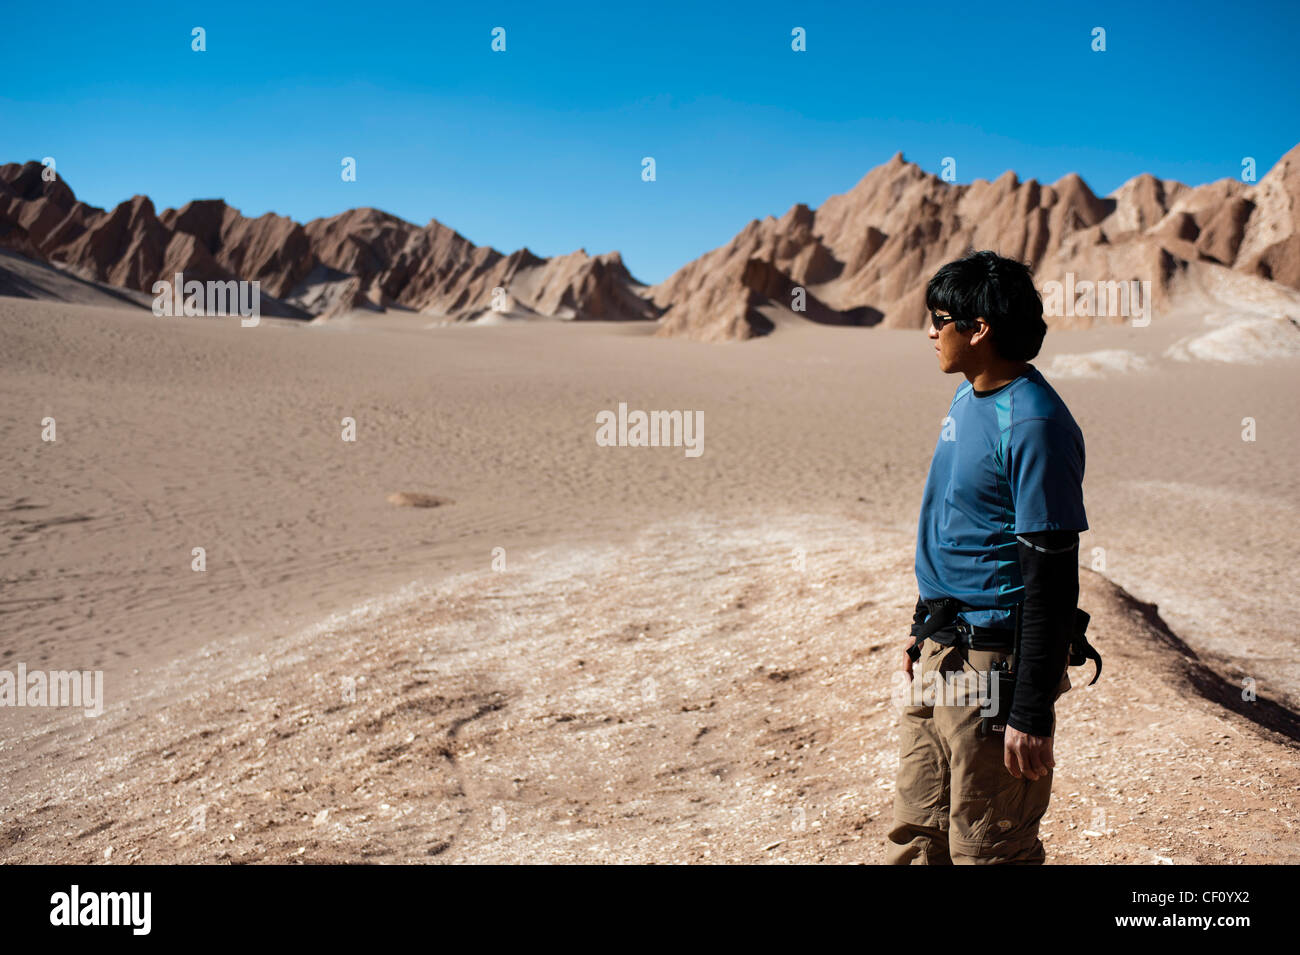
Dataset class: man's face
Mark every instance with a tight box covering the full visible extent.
[928,312,975,373]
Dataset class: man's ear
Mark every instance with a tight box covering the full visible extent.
[968,317,993,345]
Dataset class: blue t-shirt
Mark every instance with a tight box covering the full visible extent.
[914,364,1087,629]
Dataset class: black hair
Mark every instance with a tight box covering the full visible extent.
[924,250,1046,361]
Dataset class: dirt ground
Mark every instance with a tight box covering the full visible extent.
[3,514,1295,864]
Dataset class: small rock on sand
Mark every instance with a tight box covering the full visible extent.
[386,492,448,508]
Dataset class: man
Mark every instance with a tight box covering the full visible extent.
[886,250,1088,865]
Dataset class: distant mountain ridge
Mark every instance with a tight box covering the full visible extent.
[649,146,1300,340]
[0,161,659,323]
[2,146,1298,339]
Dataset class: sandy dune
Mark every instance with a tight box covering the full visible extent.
[1,297,1298,862]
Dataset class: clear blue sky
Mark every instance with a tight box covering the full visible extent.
[2,0,1297,284]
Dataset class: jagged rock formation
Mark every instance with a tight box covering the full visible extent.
[649,145,1300,340]
[3,145,1298,339]
[0,161,659,323]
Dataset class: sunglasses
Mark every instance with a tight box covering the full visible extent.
[930,311,983,331]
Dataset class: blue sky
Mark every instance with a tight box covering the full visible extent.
[2,1,1297,284]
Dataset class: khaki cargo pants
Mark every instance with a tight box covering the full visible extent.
[886,638,1070,865]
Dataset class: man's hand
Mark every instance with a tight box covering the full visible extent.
[903,637,917,681]
[1004,726,1054,780]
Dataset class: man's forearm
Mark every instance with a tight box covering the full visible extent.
[1008,529,1080,736]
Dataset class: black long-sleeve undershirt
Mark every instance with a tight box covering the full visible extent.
[1008,528,1079,737]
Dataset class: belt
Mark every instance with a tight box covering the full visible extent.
[929,620,1016,651]
[908,597,1019,661]
[908,596,1102,686]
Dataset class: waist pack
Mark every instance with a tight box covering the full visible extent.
[908,596,1102,686]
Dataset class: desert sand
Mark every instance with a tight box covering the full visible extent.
[1,294,1298,863]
